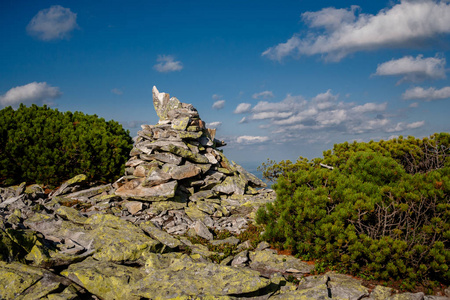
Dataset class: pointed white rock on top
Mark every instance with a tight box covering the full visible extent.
[152,86,169,107]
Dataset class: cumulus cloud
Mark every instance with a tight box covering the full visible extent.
[153,55,183,73]
[27,5,78,41]
[0,82,62,107]
[206,122,222,128]
[387,121,426,132]
[234,103,252,114]
[263,1,450,61]
[111,88,123,95]
[238,90,424,137]
[402,86,450,100]
[252,91,274,99]
[236,135,270,144]
[375,54,447,83]
[212,100,225,110]
[351,102,387,113]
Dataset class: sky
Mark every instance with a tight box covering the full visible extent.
[1,0,450,173]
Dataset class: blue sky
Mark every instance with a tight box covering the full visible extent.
[1,0,450,172]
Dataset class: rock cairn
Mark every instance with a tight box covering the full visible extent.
[115,86,267,227]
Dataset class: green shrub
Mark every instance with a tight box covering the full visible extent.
[0,104,133,187]
[256,134,450,288]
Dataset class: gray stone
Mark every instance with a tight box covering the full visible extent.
[146,152,182,165]
[115,179,177,201]
[124,201,143,215]
[193,220,213,240]
[50,174,88,197]
[212,175,246,195]
[142,169,172,187]
[210,237,240,246]
[152,86,182,121]
[249,249,315,276]
[370,285,393,299]
[387,292,425,300]
[231,250,249,267]
[140,221,183,249]
[168,164,201,180]
[327,271,369,300]
[255,241,271,251]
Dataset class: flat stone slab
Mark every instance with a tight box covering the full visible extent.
[249,249,315,276]
[115,179,177,201]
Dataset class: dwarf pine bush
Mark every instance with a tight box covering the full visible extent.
[0,104,133,187]
[257,134,450,288]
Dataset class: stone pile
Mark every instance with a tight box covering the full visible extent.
[114,86,268,234]
[116,86,266,201]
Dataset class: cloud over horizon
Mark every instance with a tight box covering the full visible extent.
[374,54,447,84]
[27,5,78,41]
[402,86,450,100]
[0,82,62,107]
[263,0,450,62]
[236,90,424,144]
[153,55,183,73]
[206,121,222,128]
[236,135,269,144]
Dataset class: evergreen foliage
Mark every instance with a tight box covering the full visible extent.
[256,133,450,288]
[0,104,133,187]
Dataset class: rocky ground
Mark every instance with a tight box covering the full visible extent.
[0,177,449,300]
[1,87,448,299]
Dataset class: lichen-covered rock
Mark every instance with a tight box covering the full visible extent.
[132,256,272,298]
[84,214,163,261]
[327,272,369,300]
[51,174,88,197]
[387,292,425,300]
[0,261,75,300]
[152,86,182,121]
[249,249,315,276]
[213,175,246,195]
[61,257,144,300]
[139,221,183,249]
[370,285,394,299]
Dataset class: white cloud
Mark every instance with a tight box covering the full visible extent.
[212,100,225,109]
[0,82,62,107]
[387,121,426,132]
[253,94,306,112]
[263,1,450,61]
[252,111,293,120]
[252,91,274,99]
[27,5,78,41]
[351,102,387,113]
[239,117,248,124]
[239,89,423,138]
[111,88,123,95]
[236,135,269,144]
[212,94,222,100]
[234,103,252,114]
[375,54,446,83]
[153,55,183,73]
[402,86,450,100]
[207,122,222,128]
[302,6,360,30]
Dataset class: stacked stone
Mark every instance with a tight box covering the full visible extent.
[115,87,266,211]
